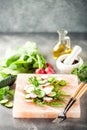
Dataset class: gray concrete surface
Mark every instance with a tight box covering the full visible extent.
[0,33,87,130]
[0,0,87,33]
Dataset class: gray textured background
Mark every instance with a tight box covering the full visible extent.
[0,0,87,33]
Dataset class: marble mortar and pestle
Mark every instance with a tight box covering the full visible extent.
[56,45,83,74]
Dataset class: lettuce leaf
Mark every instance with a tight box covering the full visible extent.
[0,42,46,77]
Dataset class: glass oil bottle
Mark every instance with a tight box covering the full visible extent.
[52,30,72,59]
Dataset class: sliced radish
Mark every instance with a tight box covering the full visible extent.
[41,75,48,79]
[44,82,50,86]
[24,94,31,99]
[24,85,29,91]
[48,91,56,97]
[43,86,54,95]
[30,93,37,98]
[45,67,55,74]
[43,97,53,102]
[25,93,37,99]
[25,99,33,102]
[24,85,34,93]
[38,79,47,85]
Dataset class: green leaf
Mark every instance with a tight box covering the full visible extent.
[6,55,20,67]
[71,68,78,75]
[48,77,56,84]
[71,64,87,82]
[33,98,43,106]
[78,65,87,82]
[0,86,9,100]
[28,76,39,87]
[58,80,67,86]
[43,101,64,107]
[34,89,45,98]
[0,42,47,77]
[36,54,46,69]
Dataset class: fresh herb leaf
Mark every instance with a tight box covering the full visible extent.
[33,98,43,106]
[71,68,78,75]
[48,77,56,84]
[58,80,67,86]
[28,76,39,87]
[72,64,87,82]
[6,55,20,67]
[43,101,64,107]
[34,89,45,98]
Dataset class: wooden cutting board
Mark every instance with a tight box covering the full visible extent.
[13,74,80,118]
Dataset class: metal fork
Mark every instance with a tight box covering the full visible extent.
[53,82,87,123]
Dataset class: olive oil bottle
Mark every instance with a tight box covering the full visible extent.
[53,30,72,59]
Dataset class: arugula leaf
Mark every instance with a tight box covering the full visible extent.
[58,80,67,86]
[28,76,39,87]
[33,98,43,106]
[48,77,56,84]
[43,101,64,107]
[34,89,45,98]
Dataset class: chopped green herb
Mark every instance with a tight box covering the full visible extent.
[47,77,56,84]
[43,101,64,107]
[34,89,45,98]
[28,76,39,87]
[58,80,67,86]
[33,98,43,106]
[48,91,56,97]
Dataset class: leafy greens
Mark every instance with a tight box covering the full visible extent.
[0,42,46,78]
[71,64,87,82]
